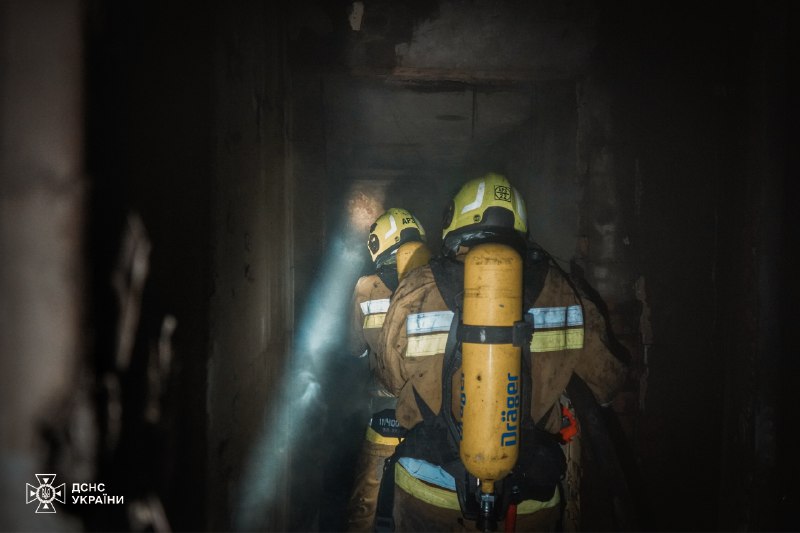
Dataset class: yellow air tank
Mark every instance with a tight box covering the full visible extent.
[460,243,523,499]
[396,241,431,281]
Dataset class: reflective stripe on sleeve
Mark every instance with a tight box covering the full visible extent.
[361,298,390,315]
[361,298,390,330]
[527,305,583,329]
[363,313,386,329]
[531,329,585,352]
[406,311,454,335]
[406,333,449,357]
[527,305,584,352]
[405,311,453,358]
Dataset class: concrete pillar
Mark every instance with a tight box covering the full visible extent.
[0,1,85,530]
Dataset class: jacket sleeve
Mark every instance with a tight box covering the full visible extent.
[573,285,629,406]
[347,279,369,358]
[376,275,417,397]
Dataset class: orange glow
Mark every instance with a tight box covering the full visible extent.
[346,181,387,235]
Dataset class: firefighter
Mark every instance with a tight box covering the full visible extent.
[374,173,628,531]
[345,207,431,531]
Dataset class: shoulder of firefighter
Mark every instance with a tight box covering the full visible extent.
[349,273,392,358]
[530,260,627,432]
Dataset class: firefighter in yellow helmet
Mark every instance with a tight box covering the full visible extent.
[374,173,628,531]
[345,207,431,531]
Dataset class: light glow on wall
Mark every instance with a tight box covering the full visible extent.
[235,183,386,530]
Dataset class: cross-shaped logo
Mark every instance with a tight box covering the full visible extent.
[26,474,65,513]
[494,185,511,202]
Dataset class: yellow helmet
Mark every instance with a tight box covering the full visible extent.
[367,207,426,267]
[441,172,528,256]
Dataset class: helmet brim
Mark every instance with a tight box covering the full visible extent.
[442,227,528,257]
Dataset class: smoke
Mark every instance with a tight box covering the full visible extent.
[234,227,368,531]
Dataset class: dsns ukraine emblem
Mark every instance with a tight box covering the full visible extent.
[26,474,66,513]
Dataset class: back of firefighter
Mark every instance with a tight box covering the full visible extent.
[375,173,628,531]
[345,207,431,531]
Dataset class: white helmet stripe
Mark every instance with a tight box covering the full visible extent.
[515,187,526,226]
[384,214,398,239]
[461,180,485,214]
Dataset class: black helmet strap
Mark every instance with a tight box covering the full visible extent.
[376,262,399,292]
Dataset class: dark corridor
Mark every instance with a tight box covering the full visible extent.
[0,1,795,532]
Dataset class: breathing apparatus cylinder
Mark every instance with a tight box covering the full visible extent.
[460,243,523,530]
[396,241,431,281]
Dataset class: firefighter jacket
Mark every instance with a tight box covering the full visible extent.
[349,273,394,397]
[377,252,628,435]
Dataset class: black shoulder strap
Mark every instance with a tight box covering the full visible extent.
[429,256,464,312]
[374,452,398,532]
[524,243,550,306]
[439,304,481,519]
[441,302,462,447]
